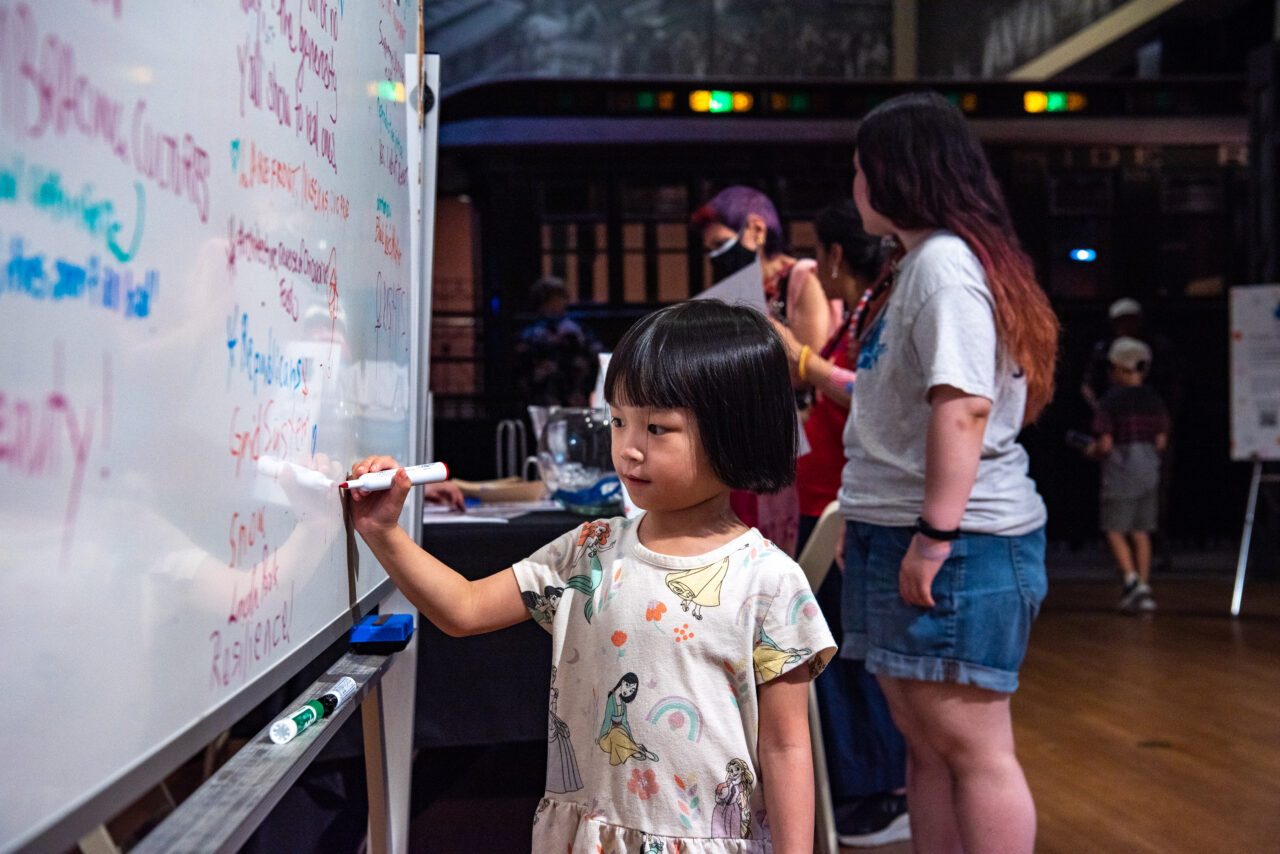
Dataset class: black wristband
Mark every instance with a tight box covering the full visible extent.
[915,516,961,541]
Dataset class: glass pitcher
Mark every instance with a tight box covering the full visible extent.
[534,406,621,515]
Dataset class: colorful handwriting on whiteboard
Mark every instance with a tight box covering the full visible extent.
[0,4,212,223]
[3,234,156,318]
[0,158,145,262]
[374,214,401,265]
[225,308,310,397]
[376,100,404,162]
[224,215,338,293]
[378,24,404,82]
[376,105,408,187]
[0,350,113,564]
[210,580,294,691]
[235,0,340,173]
[212,504,294,692]
[232,137,349,220]
[374,271,408,356]
[228,400,314,476]
[378,0,405,41]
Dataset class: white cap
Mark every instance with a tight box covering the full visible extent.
[1108,336,1152,372]
[1108,297,1142,320]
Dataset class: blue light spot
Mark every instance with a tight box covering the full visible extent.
[1069,248,1097,263]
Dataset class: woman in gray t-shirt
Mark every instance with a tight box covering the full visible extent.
[782,92,1059,853]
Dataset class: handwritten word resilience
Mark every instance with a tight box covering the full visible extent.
[226,308,310,397]
[210,580,294,691]
[0,4,212,222]
[0,349,111,563]
[235,137,349,220]
[0,156,145,261]
[3,233,156,319]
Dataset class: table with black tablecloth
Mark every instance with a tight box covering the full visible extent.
[415,510,589,748]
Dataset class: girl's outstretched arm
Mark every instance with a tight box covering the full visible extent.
[757,666,815,854]
[348,456,528,637]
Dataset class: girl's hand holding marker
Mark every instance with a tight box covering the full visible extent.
[345,458,453,537]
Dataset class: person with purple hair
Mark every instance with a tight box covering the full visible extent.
[691,186,839,556]
[691,186,839,354]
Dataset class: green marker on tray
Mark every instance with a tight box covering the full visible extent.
[269,677,358,744]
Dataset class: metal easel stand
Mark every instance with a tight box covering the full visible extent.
[1232,459,1280,616]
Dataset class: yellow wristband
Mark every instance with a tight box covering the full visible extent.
[798,345,812,381]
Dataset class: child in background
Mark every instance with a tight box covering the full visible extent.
[1088,336,1170,613]
[348,299,835,853]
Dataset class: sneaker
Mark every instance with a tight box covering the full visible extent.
[836,793,911,848]
[1135,584,1157,612]
[1119,578,1144,613]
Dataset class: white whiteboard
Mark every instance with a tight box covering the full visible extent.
[1230,285,1280,461]
[0,1,421,849]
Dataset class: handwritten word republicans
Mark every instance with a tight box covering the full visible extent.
[226,307,310,396]
[0,3,212,222]
[4,233,156,319]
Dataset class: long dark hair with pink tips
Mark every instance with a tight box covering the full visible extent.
[855,92,1059,422]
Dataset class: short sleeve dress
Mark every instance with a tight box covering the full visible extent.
[513,515,836,852]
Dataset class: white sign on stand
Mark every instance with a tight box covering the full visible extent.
[1230,284,1280,461]
[1228,284,1280,616]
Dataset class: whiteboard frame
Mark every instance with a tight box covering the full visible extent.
[16,579,392,853]
[10,33,439,854]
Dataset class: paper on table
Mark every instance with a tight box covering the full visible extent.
[423,499,564,524]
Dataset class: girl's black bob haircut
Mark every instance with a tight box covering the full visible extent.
[604,299,797,494]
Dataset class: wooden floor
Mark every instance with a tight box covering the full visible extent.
[1015,578,1280,853]
[851,577,1280,854]
[108,576,1280,852]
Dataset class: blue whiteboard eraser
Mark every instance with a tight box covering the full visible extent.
[350,613,415,654]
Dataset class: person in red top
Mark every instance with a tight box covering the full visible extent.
[791,200,911,848]
[796,201,893,524]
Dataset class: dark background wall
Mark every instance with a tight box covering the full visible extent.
[428,0,893,94]
[917,0,1123,78]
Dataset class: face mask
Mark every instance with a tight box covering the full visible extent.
[708,232,758,283]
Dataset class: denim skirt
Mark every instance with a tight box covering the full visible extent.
[840,520,1047,693]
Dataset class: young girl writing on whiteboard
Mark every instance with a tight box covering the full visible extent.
[349,299,835,852]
